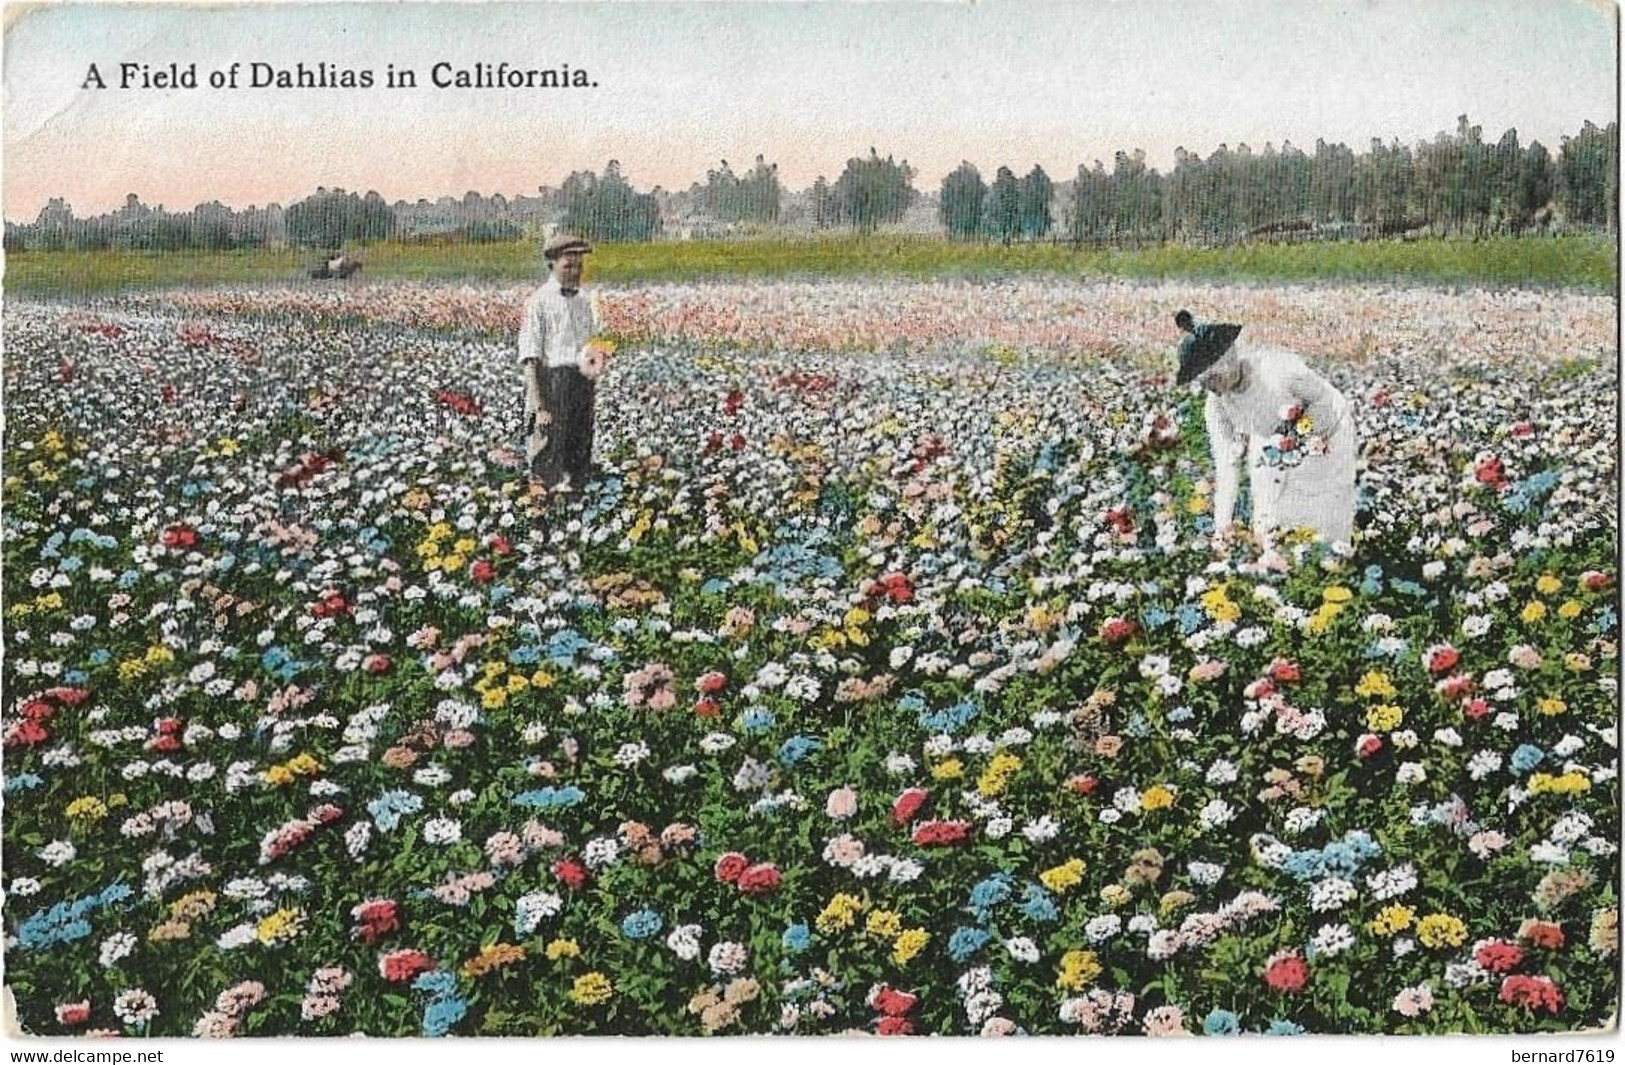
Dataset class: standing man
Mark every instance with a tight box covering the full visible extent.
[520,233,605,492]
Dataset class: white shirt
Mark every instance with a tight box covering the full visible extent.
[518,276,598,369]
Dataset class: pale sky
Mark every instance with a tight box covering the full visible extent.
[2,0,1618,220]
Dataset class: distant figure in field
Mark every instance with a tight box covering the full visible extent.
[1175,310,1357,552]
[519,233,610,492]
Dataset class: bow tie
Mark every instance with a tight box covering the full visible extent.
[559,288,579,298]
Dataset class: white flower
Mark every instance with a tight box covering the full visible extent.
[38,840,76,867]
[1188,861,1225,886]
[1198,799,1234,830]
[1204,759,1238,785]
[345,821,371,860]
[99,931,138,967]
[1021,816,1061,843]
[422,817,462,845]
[1085,914,1122,943]
[888,858,924,883]
[112,988,159,1026]
[884,753,917,775]
[1310,923,1355,958]
[583,837,621,869]
[663,764,698,784]
[708,940,748,975]
[699,733,736,754]
[615,741,651,767]
[1309,877,1357,912]
[413,765,452,787]
[515,890,564,934]
[8,877,41,897]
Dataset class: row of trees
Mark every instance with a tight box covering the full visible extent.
[6,116,1616,252]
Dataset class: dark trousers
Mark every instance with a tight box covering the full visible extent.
[531,366,596,489]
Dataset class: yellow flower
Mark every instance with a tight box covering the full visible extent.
[144,644,174,666]
[1521,601,1547,624]
[453,537,477,556]
[531,670,555,689]
[441,553,466,573]
[1416,913,1467,950]
[1322,585,1353,603]
[977,752,1023,798]
[217,438,241,456]
[482,688,508,710]
[844,606,871,629]
[287,753,321,776]
[816,893,864,934]
[1537,697,1567,717]
[1040,858,1087,894]
[1529,771,1591,795]
[262,765,296,787]
[1355,671,1397,699]
[169,890,216,920]
[545,938,581,961]
[1558,600,1583,620]
[865,910,902,939]
[1564,653,1592,672]
[426,522,452,542]
[506,674,530,694]
[1056,949,1103,990]
[570,972,614,1006]
[1535,574,1562,596]
[1366,704,1404,732]
[255,907,305,945]
[463,942,527,978]
[892,928,929,965]
[1368,905,1415,936]
[416,540,440,558]
[931,759,963,781]
[1141,785,1175,811]
[1100,884,1130,907]
[65,796,109,823]
[1200,587,1242,624]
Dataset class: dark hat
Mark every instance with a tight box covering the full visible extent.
[543,233,593,260]
[1174,311,1243,385]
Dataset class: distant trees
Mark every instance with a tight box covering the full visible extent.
[939,162,986,239]
[285,188,394,247]
[823,148,918,231]
[5,116,1616,252]
[559,161,663,241]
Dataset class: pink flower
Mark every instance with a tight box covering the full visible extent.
[714,852,749,883]
[1423,644,1460,674]
[1499,974,1564,1014]
[826,787,858,819]
[695,671,729,694]
[737,862,782,896]
[55,1001,91,1026]
[1264,951,1310,994]
[1392,984,1434,1018]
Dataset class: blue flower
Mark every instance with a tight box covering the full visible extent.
[1167,705,1195,724]
[1124,711,1152,739]
[57,556,83,573]
[778,735,821,766]
[742,707,776,733]
[512,786,585,809]
[967,873,1013,920]
[1142,606,1174,629]
[1283,851,1325,882]
[367,790,424,832]
[700,578,732,596]
[1019,883,1058,923]
[782,923,812,954]
[507,645,542,666]
[1264,1019,1306,1036]
[1202,1009,1241,1035]
[63,670,88,685]
[421,995,468,1037]
[621,909,663,939]
[413,970,457,996]
[4,773,43,794]
[87,649,113,666]
[1511,744,1545,774]
[947,926,991,963]
[918,700,979,734]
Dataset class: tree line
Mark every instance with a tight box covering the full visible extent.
[5,115,1615,253]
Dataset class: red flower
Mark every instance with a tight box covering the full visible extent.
[363,654,392,674]
[4,720,50,748]
[693,698,720,718]
[880,572,914,604]
[1263,953,1310,994]
[714,852,749,884]
[729,433,746,451]
[156,717,183,734]
[891,787,929,826]
[1371,389,1391,407]
[1067,774,1098,795]
[1518,919,1565,951]
[161,525,199,549]
[55,1001,91,1026]
[146,733,181,753]
[876,1016,914,1036]
[57,359,76,384]
[1499,974,1564,1014]
[490,535,514,557]
[470,559,496,583]
[1356,734,1384,760]
[1423,644,1459,674]
[352,899,401,945]
[1510,421,1536,439]
[1278,436,1297,452]
[871,986,917,1016]
[47,688,91,706]
[1474,939,1525,973]
[1463,697,1490,721]
[722,390,745,415]
[911,820,970,846]
[1098,617,1137,645]
[379,948,435,983]
[1283,405,1303,422]
[705,431,724,454]
[20,700,55,723]
[1581,570,1614,592]
[1267,659,1301,683]
[695,671,728,695]
[737,862,782,896]
[1244,677,1277,701]
[552,858,588,890]
[161,383,178,403]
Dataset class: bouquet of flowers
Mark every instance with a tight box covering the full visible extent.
[581,336,617,379]
[1258,403,1327,469]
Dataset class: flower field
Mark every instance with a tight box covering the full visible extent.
[2,277,1618,1037]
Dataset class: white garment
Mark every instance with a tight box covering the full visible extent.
[518,277,599,369]
[1203,344,1357,547]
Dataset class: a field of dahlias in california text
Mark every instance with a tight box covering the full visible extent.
[2,277,1618,1037]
